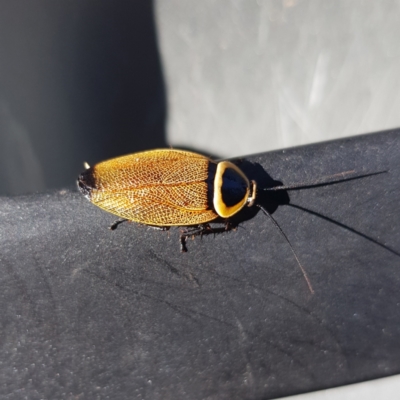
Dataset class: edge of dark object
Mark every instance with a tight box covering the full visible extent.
[1,129,399,400]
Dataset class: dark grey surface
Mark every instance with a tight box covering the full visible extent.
[0,130,399,399]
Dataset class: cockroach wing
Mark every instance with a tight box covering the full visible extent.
[86,149,218,226]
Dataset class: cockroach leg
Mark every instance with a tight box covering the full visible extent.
[147,225,170,231]
[109,219,129,230]
[180,235,188,253]
[179,222,238,251]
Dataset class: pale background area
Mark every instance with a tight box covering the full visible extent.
[157,0,400,157]
[277,374,400,400]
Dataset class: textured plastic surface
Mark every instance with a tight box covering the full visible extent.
[0,130,399,399]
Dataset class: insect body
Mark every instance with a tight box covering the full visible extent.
[78,149,256,226]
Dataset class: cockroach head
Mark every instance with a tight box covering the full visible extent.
[77,168,96,200]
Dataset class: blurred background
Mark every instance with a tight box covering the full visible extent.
[0,0,399,196]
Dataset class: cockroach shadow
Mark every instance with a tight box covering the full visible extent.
[228,160,399,263]
[227,159,289,225]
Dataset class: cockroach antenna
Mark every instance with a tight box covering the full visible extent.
[258,169,388,294]
[256,203,314,294]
